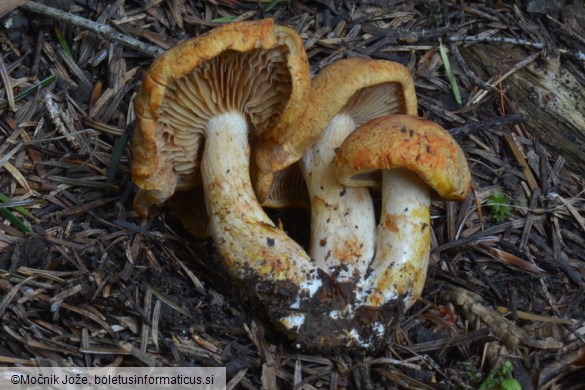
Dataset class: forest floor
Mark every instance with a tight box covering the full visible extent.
[0,1,584,388]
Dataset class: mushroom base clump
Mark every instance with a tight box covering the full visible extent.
[275,274,407,351]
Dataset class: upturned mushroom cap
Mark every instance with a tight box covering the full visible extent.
[335,114,471,200]
[255,58,418,201]
[131,19,310,217]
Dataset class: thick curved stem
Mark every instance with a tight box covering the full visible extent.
[361,169,431,309]
[300,114,376,282]
[201,112,315,287]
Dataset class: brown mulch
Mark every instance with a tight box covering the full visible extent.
[1,0,584,388]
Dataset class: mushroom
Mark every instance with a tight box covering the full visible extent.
[296,59,418,281]
[131,19,320,311]
[131,20,470,350]
[335,114,471,310]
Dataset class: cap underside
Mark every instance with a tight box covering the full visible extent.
[341,82,408,126]
[147,47,293,205]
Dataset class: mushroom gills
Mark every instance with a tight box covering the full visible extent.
[156,47,293,195]
[343,82,406,125]
[167,186,210,238]
[262,163,310,209]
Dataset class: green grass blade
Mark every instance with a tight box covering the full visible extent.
[439,39,462,105]
[0,207,31,233]
[146,285,190,317]
[0,193,40,223]
[265,0,281,12]
[55,27,74,60]
[47,176,118,190]
[107,131,130,184]
[0,74,56,109]
[211,15,237,23]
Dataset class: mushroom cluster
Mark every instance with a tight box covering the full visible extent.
[131,19,471,351]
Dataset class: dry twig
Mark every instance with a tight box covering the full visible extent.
[19,1,164,57]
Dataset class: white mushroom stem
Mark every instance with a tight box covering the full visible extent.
[361,169,431,309]
[300,114,375,282]
[201,112,315,287]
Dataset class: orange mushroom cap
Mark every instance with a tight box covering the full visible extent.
[335,114,471,200]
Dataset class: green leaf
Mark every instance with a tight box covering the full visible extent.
[486,190,512,222]
[500,378,522,390]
